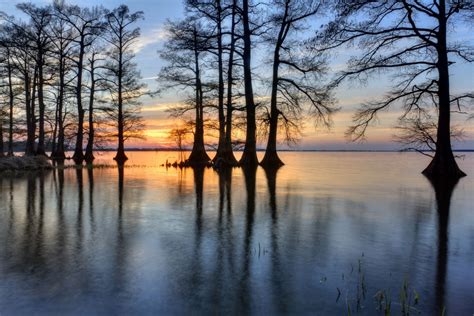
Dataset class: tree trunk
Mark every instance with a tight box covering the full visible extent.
[188,30,210,166]
[422,1,465,179]
[261,15,288,168]
[115,103,128,163]
[7,55,14,157]
[25,67,37,156]
[261,111,283,168]
[220,0,239,167]
[239,0,259,166]
[114,43,128,163]
[213,0,227,163]
[85,58,96,163]
[51,103,58,157]
[73,41,86,163]
[54,57,66,160]
[36,49,46,156]
[0,117,4,158]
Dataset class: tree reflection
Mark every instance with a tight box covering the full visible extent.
[428,176,459,315]
[114,161,127,294]
[263,166,280,219]
[263,165,290,313]
[87,166,96,233]
[239,165,257,313]
[76,167,84,252]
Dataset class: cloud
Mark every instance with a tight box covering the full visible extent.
[133,26,169,53]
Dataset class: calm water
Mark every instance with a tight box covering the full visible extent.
[0,152,473,315]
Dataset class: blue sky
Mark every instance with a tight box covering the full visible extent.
[2,0,473,150]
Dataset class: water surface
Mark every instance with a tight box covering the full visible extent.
[0,152,473,314]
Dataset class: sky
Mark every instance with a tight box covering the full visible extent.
[2,0,473,150]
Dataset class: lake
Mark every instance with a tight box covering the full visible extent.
[0,151,473,315]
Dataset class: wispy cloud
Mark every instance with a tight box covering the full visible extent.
[133,26,169,53]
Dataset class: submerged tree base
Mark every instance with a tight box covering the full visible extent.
[239,151,259,167]
[422,152,466,180]
[213,150,239,168]
[50,152,66,161]
[0,156,52,172]
[72,151,85,164]
[260,152,284,169]
[187,148,211,166]
[84,152,95,164]
[114,151,129,164]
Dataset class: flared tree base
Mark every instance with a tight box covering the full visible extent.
[114,150,128,164]
[213,148,239,168]
[239,150,259,167]
[84,151,95,164]
[51,151,66,161]
[422,152,466,180]
[36,148,47,157]
[73,150,84,164]
[187,147,211,166]
[260,151,284,169]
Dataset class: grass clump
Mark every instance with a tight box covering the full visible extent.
[0,156,52,172]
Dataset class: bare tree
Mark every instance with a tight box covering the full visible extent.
[222,0,241,166]
[324,0,473,178]
[57,4,103,163]
[168,126,191,162]
[186,0,230,164]
[17,3,52,156]
[103,5,145,163]
[49,0,76,159]
[6,22,38,156]
[84,47,105,163]
[159,18,212,165]
[0,29,17,156]
[260,0,335,168]
[238,0,259,166]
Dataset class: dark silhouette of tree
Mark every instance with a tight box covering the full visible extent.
[159,18,211,165]
[186,0,229,164]
[5,21,38,156]
[238,0,259,166]
[84,48,105,163]
[0,32,17,157]
[49,1,76,159]
[56,4,104,163]
[168,126,191,162]
[17,3,52,157]
[222,0,240,166]
[260,0,335,168]
[324,0,473,179]
[103,5,145,163]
